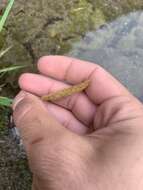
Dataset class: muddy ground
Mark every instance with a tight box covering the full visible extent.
[0,0,143,189]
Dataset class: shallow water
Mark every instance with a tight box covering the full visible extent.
[69,11,143,100]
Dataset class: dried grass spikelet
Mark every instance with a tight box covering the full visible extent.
[41,80,90,102]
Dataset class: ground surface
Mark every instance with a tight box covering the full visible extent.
[0,0,143,189]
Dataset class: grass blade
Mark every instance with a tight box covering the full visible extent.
[0,96,13,107]
[0,0,15,32]
[0,65,27,74]
[0,46,12,58]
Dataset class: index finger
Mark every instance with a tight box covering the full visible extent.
[38,56,130,104]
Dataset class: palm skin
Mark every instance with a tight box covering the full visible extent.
[13,56,143,190]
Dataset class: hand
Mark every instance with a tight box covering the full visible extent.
[13,56,143,190]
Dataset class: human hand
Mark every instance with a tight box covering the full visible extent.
[13,56,143,190]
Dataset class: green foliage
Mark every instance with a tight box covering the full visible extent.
[0,96,12,107]
[0,0,27,109]
[0,0,15,32]
[0,47,27,108]
[0,65,27,74]
[0,46,12,58]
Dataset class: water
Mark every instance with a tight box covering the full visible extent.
[69,11,143,101]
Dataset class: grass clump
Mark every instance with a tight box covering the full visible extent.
[0,0,27,108]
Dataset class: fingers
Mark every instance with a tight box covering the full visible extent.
[46,102,89,134]
[37,56,96,83]
[38,56,131,104]
[19,73,96,126]
[12,91,74,151]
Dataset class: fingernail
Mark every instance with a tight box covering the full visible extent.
[12,91,27,110]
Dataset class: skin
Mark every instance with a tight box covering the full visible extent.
[13,56,143,190]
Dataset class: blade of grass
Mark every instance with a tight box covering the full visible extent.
[0,65,27,74]
[0,46,12,58]
[0,96,13,107]
[0,0,15,32]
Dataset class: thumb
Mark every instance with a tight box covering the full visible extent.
[12,91,72,152]
[12,91,89,188]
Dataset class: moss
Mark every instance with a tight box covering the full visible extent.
[89,0,143,21]
[2,0,143,68]
[0,41,34,97]
[69,0,93,33]
[91,8,106,28]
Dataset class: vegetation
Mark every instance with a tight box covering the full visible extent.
[0,0,15,32]
[0,0,28,107]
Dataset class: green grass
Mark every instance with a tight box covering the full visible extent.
[0,96,13,107]
[0,61,27,107]
[0,46,12,58]
[0,65,27,74]
[0,0,15,32]
[0,47,27,107]
[0,0,26,108]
